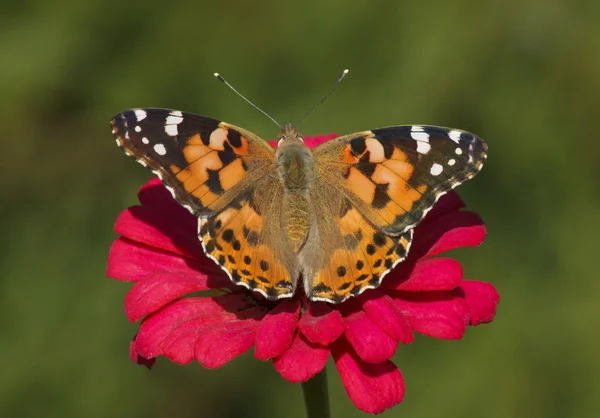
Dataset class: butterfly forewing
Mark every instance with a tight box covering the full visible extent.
[312,125,487,236]
[111,108,275,216]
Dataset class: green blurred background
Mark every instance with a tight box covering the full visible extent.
[2,0,599,417]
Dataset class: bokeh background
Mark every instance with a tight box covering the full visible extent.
[2,0,599,417]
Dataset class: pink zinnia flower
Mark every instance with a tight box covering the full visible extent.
[108,134,499,414]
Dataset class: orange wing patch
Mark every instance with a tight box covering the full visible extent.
[309,203,413,303]
[198,192,294,300]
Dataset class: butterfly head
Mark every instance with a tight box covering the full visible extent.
[277,122,304,147]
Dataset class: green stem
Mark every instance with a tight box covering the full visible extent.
[302,367,331,418]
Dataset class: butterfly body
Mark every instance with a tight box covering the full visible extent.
[112,108,487,303]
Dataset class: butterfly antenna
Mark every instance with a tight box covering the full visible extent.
[296,69,349,128]
[214,73,282,129]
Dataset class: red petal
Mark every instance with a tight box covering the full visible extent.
[137,178,182,211]
[460,280,500,325]
[420,192,465,223]
[392,290,470,340]
[134,294,259,359]
[107,237,227,283]
[124,271,231,321]
[344,311,398,363]
[114,205,202,260]
[304,134,338,148]
[382,257,463,291]
[129,337,155,369]
[298,302,345,345]
[273,332,329,382]
[332,338,405,414]
[358,291,414,344]
[269,134,338,149]
[194,319,260,368]
[412,211,486,259]
[255,299,300,360]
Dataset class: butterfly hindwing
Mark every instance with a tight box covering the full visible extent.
[198,179,300,300]
[300,176,414,303]
[312,125,487,235]
[111,108,275,216]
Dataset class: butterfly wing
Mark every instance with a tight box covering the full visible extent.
[198,179,300,300]
[111,108,276,215]
[112,108,298,298]
[303,125,487,302]
[312,125,487,235]
[301,176,414,303]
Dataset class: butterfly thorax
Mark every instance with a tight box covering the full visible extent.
[275,128,314,253]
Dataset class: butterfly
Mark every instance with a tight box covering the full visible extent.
[111,108,487,303]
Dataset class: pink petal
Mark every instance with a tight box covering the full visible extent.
[114,205,202,260]
[273,332,329,382]
[107,237,227,283]
[298,302,345,346]
[134,294,258,359]
[420,192,465,223]
[392,290,470,340]
[129,337,155,369]
[332,338,405,414]
[411,211,486,259]
[194,319,261,368]
[255,299,300,360]
[382,257,463,291]
[269,134,338,149]
[137,178,182,211]
[460,280,500,325]
[358,291,414,344]
[344,311,398,363]
[124,271,230,321]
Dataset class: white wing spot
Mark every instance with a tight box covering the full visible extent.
[166,111,184,125]
[416,140,431,154]
[455,147,463,155]
[449,130,462,143]
[430,163,443,176]
[411,125,424,132]
[165,124,178,136]
[142,137,149,144]
[448,158,456,166]
[154,143,167,155]
[134,109,147,122]
[134,125,141,132]
[411,131,430,141]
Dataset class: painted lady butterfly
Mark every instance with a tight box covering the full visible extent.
[111,100,486,303]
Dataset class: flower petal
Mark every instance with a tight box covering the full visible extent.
[459,280,500,325]
[392,290,470,340]
[124,271,231,321]
[382,257,463,291]
[255,299,300,360]
[358,291,414,344]
[273,332,329,382]
[332,338,405,414]
[411,211,486,259]
[137,178,182,211]
[107,237,227,283]
[194,318,261,368]
[269,134,338,149]
[134,294,259,359]
[298,302,345,346]
[420,191,465,223]
[130,336,155,369]
[114,205,202,260]
[344,310,398,363]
